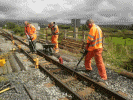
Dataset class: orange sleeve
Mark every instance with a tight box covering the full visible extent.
[48,24,51,28]
[32,26,36,33]
[87,27,95,43]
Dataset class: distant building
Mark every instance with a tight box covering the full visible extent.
[30,23,40,31]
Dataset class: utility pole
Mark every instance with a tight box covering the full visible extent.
[71,19,80,39]
[74,19,76,38]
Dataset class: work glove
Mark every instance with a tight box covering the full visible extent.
[52,32,56,35]
[84,49,88,55]
[30,35,34,39]
[85,43,90,50]
[45,27,48,30]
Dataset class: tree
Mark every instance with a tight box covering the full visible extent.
[130,24,133,31]
[81,24,88,30]
[6,22,16,29]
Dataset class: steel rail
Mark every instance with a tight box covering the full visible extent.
[0,30,128,100]
[0,30,83,100]
[23,84,34,100]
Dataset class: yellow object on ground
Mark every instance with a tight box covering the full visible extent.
[0,87,10,94]
[34,58,39,68]
[0,59,6,67]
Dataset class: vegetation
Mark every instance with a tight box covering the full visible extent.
[102,28,133,72]
[58,25,71,29]
[103,39,133,71]
[2,22,25,36]
[101,27,118,33]
[0,76,8,82]
[3,22,133,72]
[57,26,133,72]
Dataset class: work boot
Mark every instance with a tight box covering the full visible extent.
[97,77,107,84]
[85,70,92,73]
[55,49,59,53]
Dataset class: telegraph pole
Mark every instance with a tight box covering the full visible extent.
[71,19,80,39]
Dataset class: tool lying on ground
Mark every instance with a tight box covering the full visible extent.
[0,83,19,94]
[25,33,36,52]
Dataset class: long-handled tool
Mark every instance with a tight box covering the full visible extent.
[74,41,88,71]
[72,49,88,76]
[74,49,88,71]
[25,33,36,52]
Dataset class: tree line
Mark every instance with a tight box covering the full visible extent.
[2,22,25,36]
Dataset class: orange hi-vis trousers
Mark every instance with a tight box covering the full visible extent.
[85,48,107,80]
[51,35,59,51]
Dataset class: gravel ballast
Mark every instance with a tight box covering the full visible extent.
[0,31,132,99]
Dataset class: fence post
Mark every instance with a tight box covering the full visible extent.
[76,33,78,41]
[82,31,85,41]
[76,27,78,41]
[64,30,66,39]
[45,29,47,40]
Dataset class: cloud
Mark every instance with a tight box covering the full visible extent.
[0,0,133,24]
[97,0,116,11]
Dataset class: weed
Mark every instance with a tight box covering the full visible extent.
[0,76,8,82]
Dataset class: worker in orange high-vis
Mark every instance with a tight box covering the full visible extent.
[45,22,59,53]
[84,19,107,81]
[25,21,37,53]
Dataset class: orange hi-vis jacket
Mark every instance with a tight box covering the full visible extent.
[87,24,103,51]
[25,24,30,34]
[25,24,37,41]
[50,25,59,35]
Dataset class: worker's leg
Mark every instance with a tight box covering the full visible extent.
[29,41,33,52]
[51,35,54,43]
[51,35,59,53]
[32,40,36,52]
[94,48,107,80]
[84,51,94,70]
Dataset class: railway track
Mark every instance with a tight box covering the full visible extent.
[0,29,128,100]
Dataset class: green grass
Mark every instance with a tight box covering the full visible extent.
[103,37,133,71]
[6,26,133,72]
[38,28,133,72]
[105,37,133,46]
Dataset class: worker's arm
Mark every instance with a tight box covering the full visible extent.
[54,25,57,32]
[86,27,95,50]
[52,25,59,35]
[45,27,48,30]
[25,27,27,34]
[45,24,51,30]
[32,26,36,34]
[87,28,95,44]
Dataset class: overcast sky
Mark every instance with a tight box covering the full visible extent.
[0,0,133,24]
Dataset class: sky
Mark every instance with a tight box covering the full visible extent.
[0,0,133,24]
